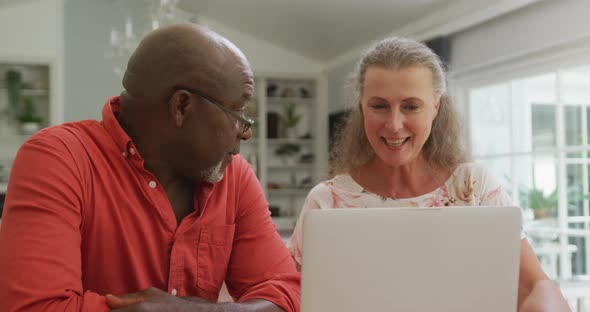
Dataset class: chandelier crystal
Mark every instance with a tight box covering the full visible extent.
[105,0,193,75]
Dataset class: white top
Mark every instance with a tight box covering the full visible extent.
[287,162,524,266]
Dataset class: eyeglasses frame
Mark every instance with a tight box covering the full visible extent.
[174,86,254,134]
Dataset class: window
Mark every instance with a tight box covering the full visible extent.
[468,65,590,279]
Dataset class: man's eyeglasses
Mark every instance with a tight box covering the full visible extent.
[174,86,254,134]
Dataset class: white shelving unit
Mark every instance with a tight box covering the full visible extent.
[242,74,328,231]
[0,63,51,185]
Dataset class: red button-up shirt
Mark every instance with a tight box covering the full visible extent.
[0,97,300,312]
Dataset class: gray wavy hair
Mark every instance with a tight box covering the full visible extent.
[330,37,469,176]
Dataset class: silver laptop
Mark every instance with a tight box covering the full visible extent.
[301,206,522,312]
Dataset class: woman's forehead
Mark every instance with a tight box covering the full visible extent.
[363,66,435,97]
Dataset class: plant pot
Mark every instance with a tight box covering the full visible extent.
[281,155,297,166]
[285,127,297,139]
[20,122,41,135]
[533,208,555,220]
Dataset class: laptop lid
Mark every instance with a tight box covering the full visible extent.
[301,206,521,312]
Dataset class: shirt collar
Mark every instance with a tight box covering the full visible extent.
[101,96,135,156]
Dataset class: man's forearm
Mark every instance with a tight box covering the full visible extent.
[206,299,285,312]
[108,289,287,312]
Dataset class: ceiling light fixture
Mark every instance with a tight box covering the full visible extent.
[105,0,194,75]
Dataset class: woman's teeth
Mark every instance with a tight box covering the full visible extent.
[384,138,407,147]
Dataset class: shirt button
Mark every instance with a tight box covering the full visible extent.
[171,289,177,296]
[122,152,126,157]
[148,181,157,188]
[129,148,135,155]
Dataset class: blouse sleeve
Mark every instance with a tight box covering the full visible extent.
[287,183,332,266]
[470,163,526,239]
[473,166,513,207]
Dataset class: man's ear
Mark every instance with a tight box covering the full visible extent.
[169,90,191,128]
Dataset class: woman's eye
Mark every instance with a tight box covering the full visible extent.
[404,104,420,111]
[370,103,388,110]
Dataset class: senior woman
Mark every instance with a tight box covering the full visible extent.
[287,37,570,311]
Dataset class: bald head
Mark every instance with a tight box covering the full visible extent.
[122,23,251,103]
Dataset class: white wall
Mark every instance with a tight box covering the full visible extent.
[64,0,147,121]
[0,0,60,60]
[326,59,356,113]
[199,16,322,75]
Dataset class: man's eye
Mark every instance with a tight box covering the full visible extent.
[234,108,248,117]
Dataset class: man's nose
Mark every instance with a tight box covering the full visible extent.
[240,127,253,141]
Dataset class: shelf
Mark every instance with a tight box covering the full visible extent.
[272,216,297,231]
[243,138,313,145]
[267,138,313,144]
[267,97,314,106]
[0,88,49,96]
[268,164,313,170]
[268,188,310,196]
[22,89,49,96]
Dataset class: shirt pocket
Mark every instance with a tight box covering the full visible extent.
[197,224,235,294]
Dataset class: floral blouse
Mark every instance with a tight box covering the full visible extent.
[287,162,523,266]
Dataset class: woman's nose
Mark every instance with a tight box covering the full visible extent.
[385,111,404,132]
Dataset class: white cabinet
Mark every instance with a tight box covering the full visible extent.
[242,75,328,232]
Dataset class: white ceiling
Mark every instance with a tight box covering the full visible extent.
[178,0,537,65]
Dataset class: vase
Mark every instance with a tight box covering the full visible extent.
[282,155,297,166]
[20,122,41,135]
[285,127,297,139]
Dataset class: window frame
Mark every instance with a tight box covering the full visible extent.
[451,43,590,279]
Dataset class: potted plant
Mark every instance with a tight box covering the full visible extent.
[280,103,301,139]
[5,69,22,119]
[275,143,300,165]
[521,187,557,219]
[17,97,43,135]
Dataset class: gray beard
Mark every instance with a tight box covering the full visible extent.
[201,160,224,183]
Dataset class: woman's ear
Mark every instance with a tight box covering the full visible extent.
[433,97,441,118]
[169,90,192,128]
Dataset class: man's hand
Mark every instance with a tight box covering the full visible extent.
[106,287,284,312]
[106,287,210,312]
